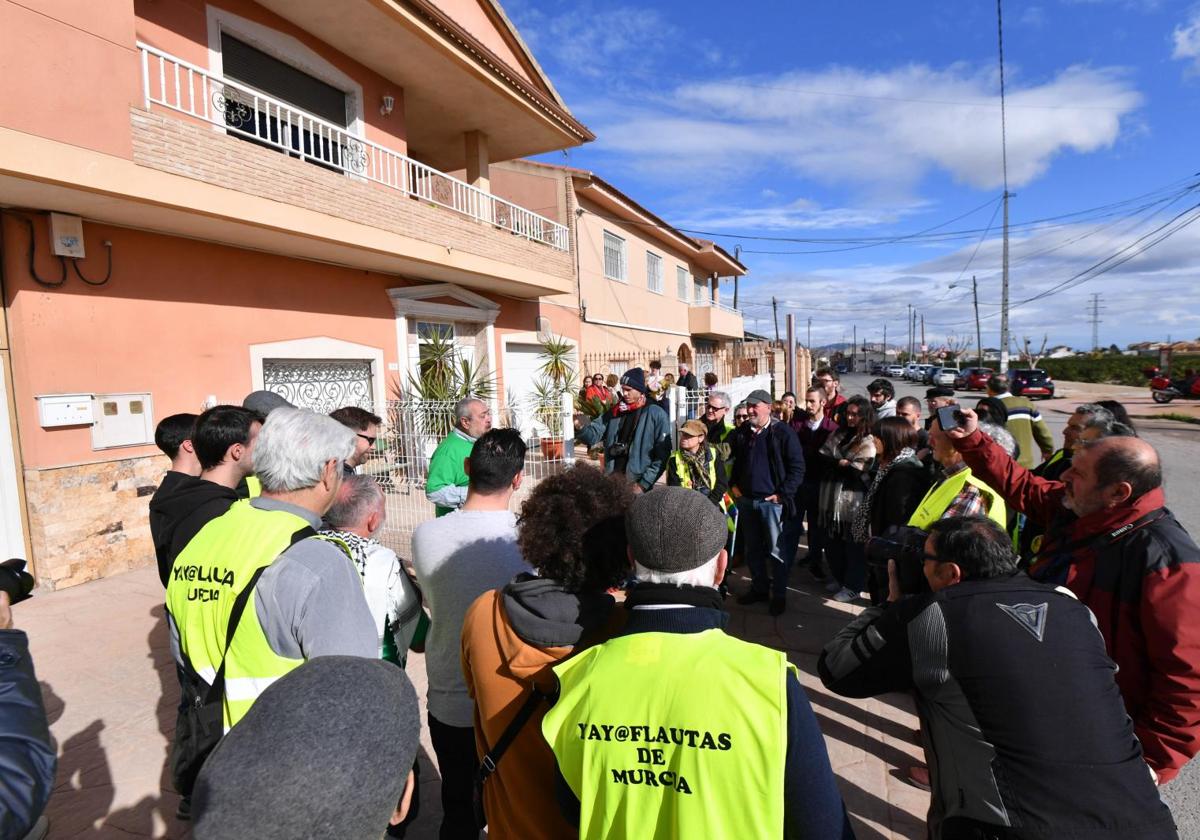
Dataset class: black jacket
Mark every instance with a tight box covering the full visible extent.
[868,458,931,537]
[819,575,1177,840]
[730,420,805,505]
[148,474,238,586]
[0,631,55,840]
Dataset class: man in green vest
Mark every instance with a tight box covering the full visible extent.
[541,487,852,839]
[908,409,1007,530]
[165,407,378,819]
[425,396,492,516]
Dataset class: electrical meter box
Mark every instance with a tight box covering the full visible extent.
[91,393,154,449]
[37,394,95,427]
[49,213,85,259]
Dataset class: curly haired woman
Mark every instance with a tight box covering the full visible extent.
[460,465,632,839]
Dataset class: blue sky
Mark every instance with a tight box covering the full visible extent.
[509,0,1200,352]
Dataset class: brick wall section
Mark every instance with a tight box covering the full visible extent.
[25,456,165,590]
[129,108,573,280]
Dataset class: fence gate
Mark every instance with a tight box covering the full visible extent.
[365,395,574,560]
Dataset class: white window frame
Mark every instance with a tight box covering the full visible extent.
[676,266,689,301]
[646,252,663,294]
[249,336,386,411]
[603,230,627,283]
[693,278,709,306]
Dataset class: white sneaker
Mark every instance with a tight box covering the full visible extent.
[833,587,858,603]
[824,580,842,593]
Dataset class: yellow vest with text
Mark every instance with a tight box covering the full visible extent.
[542,629,793,839]
[906,467,1007,530]
[165,500,327,729]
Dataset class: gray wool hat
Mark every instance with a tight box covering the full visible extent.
[626,486,727,574]
[193,656,420,840]
[242,389,294,417]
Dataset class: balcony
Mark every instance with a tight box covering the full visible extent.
[136,44,569,252]
[688,301,744,340]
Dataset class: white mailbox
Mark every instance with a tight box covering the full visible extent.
[37,394,95,427]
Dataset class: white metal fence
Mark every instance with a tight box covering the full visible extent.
[362,395,575,560]
[137,43,570,251]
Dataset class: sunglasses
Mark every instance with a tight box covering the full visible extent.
[357,433,377,446]
[704,404,725,412]
[734,413,749,421]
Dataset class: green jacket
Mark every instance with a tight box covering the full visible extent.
[425,428,474,516]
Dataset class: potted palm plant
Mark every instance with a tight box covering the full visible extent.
[531,335,575,459]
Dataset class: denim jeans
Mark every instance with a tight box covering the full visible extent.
[737,497,790,599]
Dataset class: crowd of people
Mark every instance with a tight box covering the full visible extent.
[2,360,1197,840]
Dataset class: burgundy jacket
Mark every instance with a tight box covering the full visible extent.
[955,429,1200,783]
[792,414,839,486]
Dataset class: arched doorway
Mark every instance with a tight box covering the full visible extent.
[676,343,692,366]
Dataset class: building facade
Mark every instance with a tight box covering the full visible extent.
[0,0,591,587]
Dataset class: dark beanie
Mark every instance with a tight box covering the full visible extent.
[626,486,727,573]
[620,368,649,395]
[975,396,1009,426]
[193,657,420,840]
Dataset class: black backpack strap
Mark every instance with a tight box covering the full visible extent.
[477,687,547,784]
[204,524,317,701]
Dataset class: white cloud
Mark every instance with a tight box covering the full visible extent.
[1019,6,1047,27]
[673,198,928,232]
[1173,8,1200,71]
[590,63,1142,192]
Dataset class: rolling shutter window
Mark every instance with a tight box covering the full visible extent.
[220,34,349,127]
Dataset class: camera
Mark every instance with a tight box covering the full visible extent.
[865,526,930,597]
[607,442,629,459]
[0,559,35,606]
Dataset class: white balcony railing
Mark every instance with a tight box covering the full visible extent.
[137,43,569,252]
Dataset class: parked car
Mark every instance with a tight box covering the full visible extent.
[904,364,920,380]
[922,365,939,384]
[935,367,961,387]
[886,364,905,377]
[954,367,994,390]
[1011,369,1055,399]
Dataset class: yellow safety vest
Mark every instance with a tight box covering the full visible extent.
[671,450,735,533]
[907,467,1007,530]
[245,474,262,498]
[165,500,346,729]
[542,629,792,839]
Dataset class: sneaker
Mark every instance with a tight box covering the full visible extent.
[736,590,769,605]
[769,597,786,616]
[833,587,858,603]
[824,580,842,594]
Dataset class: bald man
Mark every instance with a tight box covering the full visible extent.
[945,409,1200,791]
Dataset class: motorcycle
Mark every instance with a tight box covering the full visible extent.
[1148,374,1200,404]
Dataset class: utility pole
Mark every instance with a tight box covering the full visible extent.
[852,325,857,373]
[733,245,741,309]
[785,313,796,395]
[972,275,983,368]
[772,297,780,342]
[920,314,926,363]
[1089,293,1104,351]
[907,304,913,361]
[996,0,1012,375]
[883,323,887,358]
[807,317,812,351]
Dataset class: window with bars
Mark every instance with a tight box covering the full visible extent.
[677,266,689,300]
[646,252,663,294]
[603,231,627,282]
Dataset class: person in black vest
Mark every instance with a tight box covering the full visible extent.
[819,515,1177,840]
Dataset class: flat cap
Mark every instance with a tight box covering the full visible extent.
[926,386,955,399]
[193,657,420,840]
[680,419,707,437]
[745,389,772,406]
[626,486,727,574]
[242,390,294,417]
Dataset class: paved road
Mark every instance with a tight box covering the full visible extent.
[838,373,1200,827]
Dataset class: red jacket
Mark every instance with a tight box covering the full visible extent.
[954,429,1200,782]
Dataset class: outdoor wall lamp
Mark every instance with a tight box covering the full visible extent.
[380,95,395,116]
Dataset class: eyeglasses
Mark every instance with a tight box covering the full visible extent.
[357,433,377,446]
[734,414,749,421]
[704,403,726,413]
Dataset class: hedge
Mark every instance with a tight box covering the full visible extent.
[1038,355,1200,386]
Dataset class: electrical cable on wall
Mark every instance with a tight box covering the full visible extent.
[13,214,67,289]
[71,242,113,286]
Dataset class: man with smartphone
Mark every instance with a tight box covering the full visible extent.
[906,405,1007,530]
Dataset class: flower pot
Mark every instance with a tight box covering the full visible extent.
[539,437,565,460]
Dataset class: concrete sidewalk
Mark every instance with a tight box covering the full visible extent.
[22,563,928,839]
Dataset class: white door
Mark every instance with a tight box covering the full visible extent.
[503,343,544,436]
[0,366,27,560]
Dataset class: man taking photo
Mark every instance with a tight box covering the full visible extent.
[819,516,1177,840]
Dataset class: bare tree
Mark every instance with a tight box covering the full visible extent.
[943,333,973,364]
[1010,334,1049,368]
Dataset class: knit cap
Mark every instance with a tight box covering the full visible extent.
[626,486,727,573]
[620,368,649,395]
[193,656,420,840]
